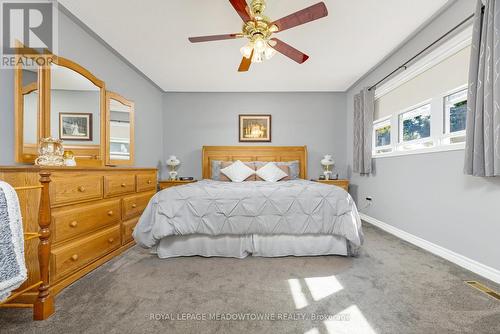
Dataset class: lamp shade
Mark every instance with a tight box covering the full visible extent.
[321,155,334,166]
[166,155,180,167]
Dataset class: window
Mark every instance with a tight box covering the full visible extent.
[400,104,431,142]
[371,25,472,157]
[397,104,433,151]
[373,118,392,154]
[443,88,467,144]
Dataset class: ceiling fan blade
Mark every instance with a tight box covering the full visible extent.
[229,0,252,22]
[271,2,328,33]
[270,38,309,64]
[238,49,254,72]
[188,34,242,43]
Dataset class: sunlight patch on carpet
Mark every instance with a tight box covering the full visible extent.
[287,278,308,309]
[305,275,343,301]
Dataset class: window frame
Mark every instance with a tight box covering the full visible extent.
[442,85,467,144]
[372,87,468,158]
[397,102,432,146]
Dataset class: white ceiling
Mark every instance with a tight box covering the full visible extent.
[59,0,449,92]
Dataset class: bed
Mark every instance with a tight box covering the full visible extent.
[133,146,363,258]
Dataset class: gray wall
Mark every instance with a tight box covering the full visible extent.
[0,9,163,167]
[346,0,500,272]
[162,92,347,180]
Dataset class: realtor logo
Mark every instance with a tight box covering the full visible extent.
[1,0,57,68]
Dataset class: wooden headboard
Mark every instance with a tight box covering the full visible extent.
[202,146,308,179]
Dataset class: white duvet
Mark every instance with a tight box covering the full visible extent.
[133,179,364,252]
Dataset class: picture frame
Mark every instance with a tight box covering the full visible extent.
[239,114,272,142]
[59,113,93,141]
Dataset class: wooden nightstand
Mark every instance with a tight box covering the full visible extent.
[159,179,197,190]
[314,179,349,191]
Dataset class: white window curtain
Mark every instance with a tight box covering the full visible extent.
[464,0,500,177]
[353,88,375,174]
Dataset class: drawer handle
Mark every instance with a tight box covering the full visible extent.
[108,238,115,244]
[121,183,126,187]
[132,203,137,208]
[147,180,152,184]
[71,254,79,261]
[78,186,85,192]
[107,210,114,216]
[69,221,78,228]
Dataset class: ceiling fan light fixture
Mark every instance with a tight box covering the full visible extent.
[240,42,254,59]
[264,44,276,60]
[250,43,275,63]
[252,51,264,63]
[254,37,266,52]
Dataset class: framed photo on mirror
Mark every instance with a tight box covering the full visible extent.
[59,113,93,141]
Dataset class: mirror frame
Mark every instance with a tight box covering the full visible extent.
[46,55,106,167]
[14,51,48,163]
[14,51,141,168]
[105,91,135,166]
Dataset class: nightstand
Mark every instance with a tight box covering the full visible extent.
[159,179,197,190]
[314,179,349,191]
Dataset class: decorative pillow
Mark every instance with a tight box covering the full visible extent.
[255,162,289,182]
[254,161,300,179]
[220,161,256,182]
[255,165,290,181]
[219,161,256,181]
[211,160,223,180]
[286,161,300,180]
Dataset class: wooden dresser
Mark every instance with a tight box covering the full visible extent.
[0,166,157,301]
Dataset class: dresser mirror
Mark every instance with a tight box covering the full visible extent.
[48,57,105,166]
[14,54,138,168]
[15,56,41,163]
[105,92,135,166]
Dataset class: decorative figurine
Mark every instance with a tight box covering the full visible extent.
[35,137,65,166]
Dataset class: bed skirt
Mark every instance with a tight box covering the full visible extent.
[151,234,352,259]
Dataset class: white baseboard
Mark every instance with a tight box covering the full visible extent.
[359,213,500,284]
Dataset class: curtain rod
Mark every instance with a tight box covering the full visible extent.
[368,11,478,92]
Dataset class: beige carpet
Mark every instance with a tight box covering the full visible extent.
[1,224,499,334]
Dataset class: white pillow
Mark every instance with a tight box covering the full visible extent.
[220,160,255,182]
[256,162,288,182]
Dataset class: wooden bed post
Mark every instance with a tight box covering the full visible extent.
[33,171,54,320]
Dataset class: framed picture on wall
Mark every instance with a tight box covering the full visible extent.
[59,113,93,141]
[239,114,272,142]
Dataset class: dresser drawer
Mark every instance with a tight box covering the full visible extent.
[122,217,139,245]
[104,174,136,197]
[136,172,157,192]
[51,174,103,206]
[52,199,121,244]
[122,191,155,220]
[51,226,120,282]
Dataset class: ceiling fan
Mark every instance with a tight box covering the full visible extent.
[188,0,328,72]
